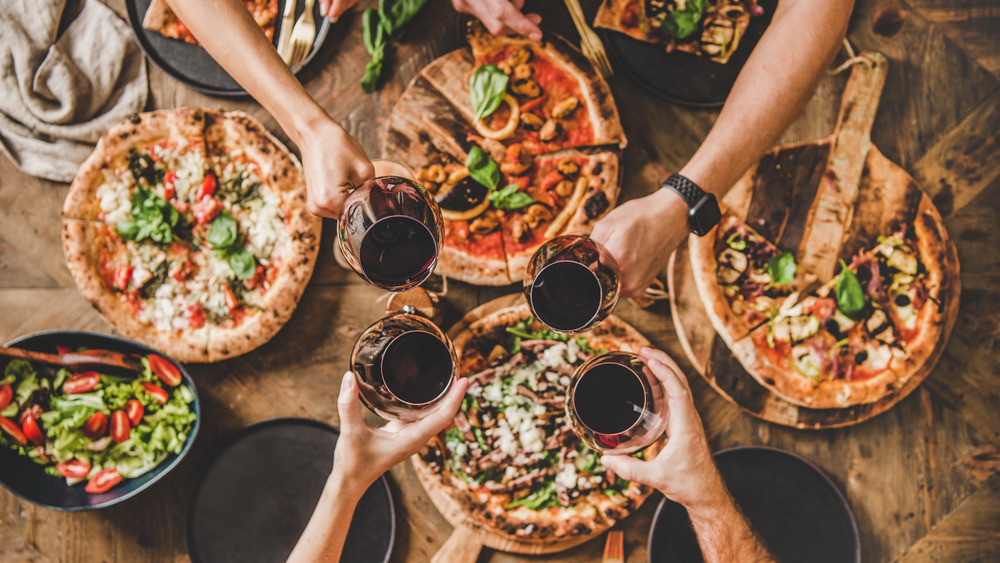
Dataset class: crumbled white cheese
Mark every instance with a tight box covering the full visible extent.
[539,343,569,369]
[482,383,502,403]
[555,463,578,489]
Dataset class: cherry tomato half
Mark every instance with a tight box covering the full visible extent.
[21,414,44,446]
[141,382,169,405]
[148,355,182,387]
[0,417,27,446]
[199,172,217,200]
[0,383,11,411]
[83,412,108,439]
[110,410,130,444]
[63,372,100,394]
[56,459,91,479]
[125,400,144,426]
[85,468,122,494]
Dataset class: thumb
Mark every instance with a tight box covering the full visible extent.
[336,371,363,429]
[600,454,651,485]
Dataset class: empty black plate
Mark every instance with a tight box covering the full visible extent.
[648,446,860,562]
[187,418,394,563]
[125,0,330,96]
[600,0,777,107]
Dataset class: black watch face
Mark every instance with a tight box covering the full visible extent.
[689,195,722,236]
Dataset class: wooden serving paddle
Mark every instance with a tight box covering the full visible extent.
[0,347,143,372]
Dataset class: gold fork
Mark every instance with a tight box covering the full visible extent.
[602,529,625,563]
[563,0,613,78]
[288,0,317,69]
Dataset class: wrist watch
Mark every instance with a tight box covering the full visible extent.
[660,173,721,237]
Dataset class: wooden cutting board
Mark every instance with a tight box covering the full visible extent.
[668,52,961,429]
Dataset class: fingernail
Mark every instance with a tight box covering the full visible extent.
[341,371,355,390]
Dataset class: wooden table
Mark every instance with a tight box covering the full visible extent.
[2,0,998,561]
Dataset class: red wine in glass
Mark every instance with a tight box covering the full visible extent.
[351,313,457,421]
[567,352,667,454]
[524,235,620,333]
[338,176,443,292]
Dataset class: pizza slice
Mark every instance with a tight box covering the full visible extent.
[143,0,279,45]
[689,212,817,350]
[594,0,763,64]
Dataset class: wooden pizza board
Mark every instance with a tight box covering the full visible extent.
[668,53,961,429]
[411,293,647,562]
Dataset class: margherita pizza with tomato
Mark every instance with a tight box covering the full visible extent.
[62,108,320,362]
[386,24,625,285]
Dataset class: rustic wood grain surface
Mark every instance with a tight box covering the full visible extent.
[1,0,997,561]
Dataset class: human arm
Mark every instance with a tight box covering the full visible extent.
[165,0,374,217]
[286,372,468,562]
[600,347,774,563]
[591,0,855,296]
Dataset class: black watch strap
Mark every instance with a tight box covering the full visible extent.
[660,173,721,237]
[660,173,704,208]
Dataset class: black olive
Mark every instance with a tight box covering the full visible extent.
[894,294,911,307]
[855,350,868,365]
[435,176,489,212]
[825,319,843,339]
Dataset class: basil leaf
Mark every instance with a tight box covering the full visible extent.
[380,0,429,39]
[360,0,429,92]
[362,8,384,55]
[228,249,257,280]
[465,146,500,191]
[208,213,239,250]
[118,185,175,243]
[659,0,705,40]
[116,220,140,239]
[470,65,509,121]
[488,184,537,210]
[835,260,866,319]
[766,252,797,286]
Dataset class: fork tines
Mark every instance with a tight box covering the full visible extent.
[563,0,613,78]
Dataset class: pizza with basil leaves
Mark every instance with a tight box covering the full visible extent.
[62,109,321,362]
[413,304,656,542]
[594,0,765,64]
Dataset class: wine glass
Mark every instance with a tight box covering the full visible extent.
[566,351,668,454]
[522,235,620,333]
[350,313,458,422]
[337,163,443,292]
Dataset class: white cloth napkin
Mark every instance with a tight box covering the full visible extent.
[0,0,148,182]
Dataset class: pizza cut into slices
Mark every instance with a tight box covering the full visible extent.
[413,305,655,542]
[143,0,279,45]
[594,0,763,64]
[63,109,321,362]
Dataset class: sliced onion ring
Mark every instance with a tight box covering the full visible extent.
[474,94,520,141]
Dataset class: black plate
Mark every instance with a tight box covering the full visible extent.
[0,330,200,511]
[186,418,395,563]
[648,446,861,562]
[600,0,777,107]
[125,0,331,96]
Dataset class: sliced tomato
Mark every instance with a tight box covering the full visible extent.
[85,468,122,494]
[110,410,130,444]
[540,170,564,191]
[223,285,239,312]
[125,399,144,426]
[148,354,182,387]
[519,94,546,113]
[21,414,44,446]
[55,345,73,355]
[141,382,169,405]
[83,412,108,439]
[199,172,217,200]
[113,264,134,291]
[0,383,11,411]
[56,459,91,479]
[0,417,27,446]
[63,372,100,394]
[19,404,42,424]
[187,302,206,329]
[245,264,267,290]
[163,170,177,199]
[193,195,223,225]
[171,198,190,213]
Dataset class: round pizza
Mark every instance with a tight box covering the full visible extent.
[412,304,657,542]
[61,108,321,362]
[694,199,954,408]
[385,24,625,285]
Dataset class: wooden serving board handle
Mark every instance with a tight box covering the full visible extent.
[431,525,486,563]
[797,52,888,281]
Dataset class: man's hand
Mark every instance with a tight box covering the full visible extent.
[319,0,361,21]
[293,117,375,218]
[451,0,542,40]
[600,347,727,510]
[331,371,468,492]
[590,189,690,298]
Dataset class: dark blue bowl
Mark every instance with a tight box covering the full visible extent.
[0,330,200,511]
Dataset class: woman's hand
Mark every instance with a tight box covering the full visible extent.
[451,0,542,40]
[293,117,375,218]
[600,347,727,510]
[590,189,690,298]
[331,371,469,492]
[319,0,361,21]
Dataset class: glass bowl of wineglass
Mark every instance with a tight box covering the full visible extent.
[337,171,443,292]
[566,351,668,454]
[350,313,458,421]
[523,235,620,333]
